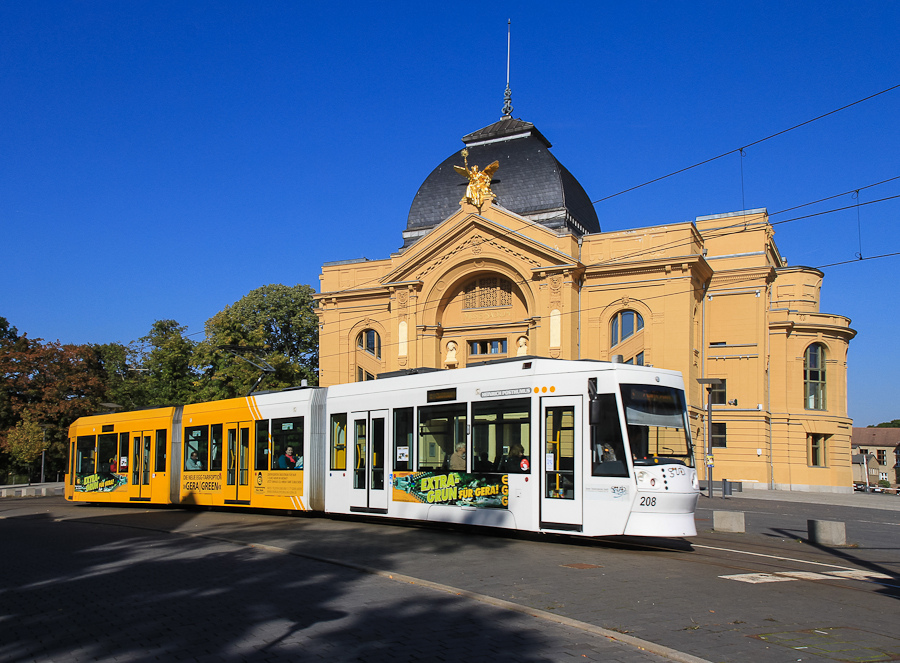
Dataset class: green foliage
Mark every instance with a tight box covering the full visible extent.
[92,342,149,410]
[0,283,319,479]
[193,284,318,400]
[872,420,900,428]
[3,410,45,470]
[877,479,891,488]
[136,320,197,406]
[0,316,19,343]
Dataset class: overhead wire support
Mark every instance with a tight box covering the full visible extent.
[218,345,277,396]
[853,189,864,259]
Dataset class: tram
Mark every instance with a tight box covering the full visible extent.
[66,357,700,538]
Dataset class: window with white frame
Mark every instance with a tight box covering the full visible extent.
[804,344,826,410]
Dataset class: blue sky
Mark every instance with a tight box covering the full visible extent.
[2,2,898,426]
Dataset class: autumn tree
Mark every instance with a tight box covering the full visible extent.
[193,284,318,401]
[0,319,107,479]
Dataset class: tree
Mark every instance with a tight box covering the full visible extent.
[93,342,149,410]
[0,326,107,480]
[193,284,318,401]
[872,420,900,428]
[135,320,197,406]
[0,316,18,343]
[2,409,45,473]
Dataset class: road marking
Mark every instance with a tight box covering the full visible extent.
[719,572,794,584]
[694,543,857,570]
[721,570,895,584]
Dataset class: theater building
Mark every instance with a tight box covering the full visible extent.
[315,113,856,493]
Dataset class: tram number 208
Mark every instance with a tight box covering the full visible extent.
[639,496,657,507]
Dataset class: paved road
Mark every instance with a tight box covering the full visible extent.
[1,491,898,662]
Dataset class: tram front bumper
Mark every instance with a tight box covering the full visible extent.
[623,490,699,537]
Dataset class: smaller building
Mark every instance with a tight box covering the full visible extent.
[850,427,900,488]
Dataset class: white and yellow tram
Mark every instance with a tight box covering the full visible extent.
[66,358,700,538]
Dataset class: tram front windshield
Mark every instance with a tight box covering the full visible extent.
[620,384,693,466]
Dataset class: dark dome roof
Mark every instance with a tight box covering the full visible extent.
[403,117,600,248]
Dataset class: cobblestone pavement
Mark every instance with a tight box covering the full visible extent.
[2,494,898,663]
[0,508,690,663]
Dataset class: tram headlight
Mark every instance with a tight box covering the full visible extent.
[636,471,654,487]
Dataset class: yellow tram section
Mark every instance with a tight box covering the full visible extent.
[67,396,308,511]
[66,407,177,504]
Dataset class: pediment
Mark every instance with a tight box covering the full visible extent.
[383,205,579,285]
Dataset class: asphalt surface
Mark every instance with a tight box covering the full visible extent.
[1,487,898,663]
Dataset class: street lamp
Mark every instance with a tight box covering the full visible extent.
[697,378,723,498]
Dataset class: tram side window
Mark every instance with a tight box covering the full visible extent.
[331,414,347,470]
[393,408,414,471]
[255,420,270,471]
[118,432,129,473]
[273,417,304,469]
[98,433,117,473]
[590,394,629,477]
[184,426,209,471]
[210,424,223,471]
[472,398,531,473]
[155,430,167,472]
[75,435,96,482]
[418,403,466,471]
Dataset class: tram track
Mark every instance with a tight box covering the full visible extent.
[4,500,713,663]
[5,497,899,662]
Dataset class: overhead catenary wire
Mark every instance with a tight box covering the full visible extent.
[177,180,898,362]
[191,181,900,364]
[590,82,900,205]
[313,249,899,367]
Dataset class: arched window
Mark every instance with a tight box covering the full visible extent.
[610,310,645,365]
[357,329,381,359]
[610,310,644,347]
[804,344,826,410]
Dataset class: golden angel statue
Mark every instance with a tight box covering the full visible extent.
[454,149,500,209]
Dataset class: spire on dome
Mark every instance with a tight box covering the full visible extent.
[501,19,513,118]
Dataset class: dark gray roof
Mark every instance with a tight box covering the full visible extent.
[404,118,600,248]
[460,117,551,147]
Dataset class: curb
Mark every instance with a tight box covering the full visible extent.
[45,513,712,663]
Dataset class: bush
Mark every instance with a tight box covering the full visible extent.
[877,479,891,488]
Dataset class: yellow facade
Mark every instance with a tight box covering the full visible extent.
[316,201,855,493]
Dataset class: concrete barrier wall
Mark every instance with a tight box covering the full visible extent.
[808,519,847,546]
[713,511,745,533]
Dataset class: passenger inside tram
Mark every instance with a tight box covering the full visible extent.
[185,451,203,471]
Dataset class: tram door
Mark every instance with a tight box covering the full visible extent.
[225,422,252,504]
[349,409,389,512]
[129,431,153,501]
[540,397,583,530]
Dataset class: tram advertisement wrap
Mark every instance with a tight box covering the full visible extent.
[182,473,223,493]
[75,472,127,493]
[392,472,508,508]
[253,471,304,497]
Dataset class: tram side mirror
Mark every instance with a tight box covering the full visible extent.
[589,399,605,426]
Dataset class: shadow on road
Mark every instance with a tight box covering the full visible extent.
[0,507,573,662]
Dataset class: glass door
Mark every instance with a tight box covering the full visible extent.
[540,397,583,531]
[349,409,389,512]
[128,432,153,501]
[225,422,252,504]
